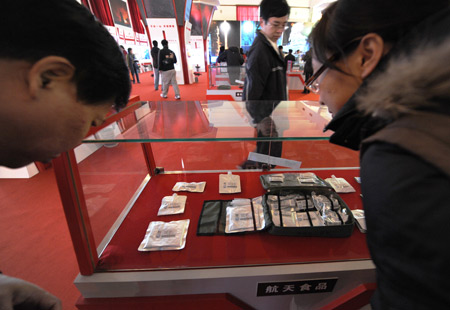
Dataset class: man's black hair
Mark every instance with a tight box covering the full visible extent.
[153,40,158,47]
[161,39,169,47]
[1,0,131,110]
[259,0,290,21]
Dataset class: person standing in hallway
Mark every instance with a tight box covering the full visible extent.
[217,45,225,62]
[120,45,127,62]
[284,49,296,71]
[217,46,244,85]
[301,50,312,94]
[240,47,247,63]
[243,0,290,101]
[150,40,160,91]
[278,45,284,57]
[159,39,181,100]
[0,0,131,309]
[240,0,290,169]
[127,48,140,84]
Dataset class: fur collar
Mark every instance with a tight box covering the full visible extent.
[356,37,450,120]
[356,6,450,122]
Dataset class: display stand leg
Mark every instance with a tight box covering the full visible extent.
[53,151,98,275]
[141,143,157,176]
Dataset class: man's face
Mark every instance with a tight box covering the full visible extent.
[260,15,289,43]
[0,59,114,168]
[1,100,113,169]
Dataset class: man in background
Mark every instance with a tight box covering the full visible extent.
[278,45,284,57]
[284,49,296,71]
[0,0,131,308]
[150,40,160,91]
[301,50,313,94]
[240,0,290,169]
[159,39,181,100]
[127,48,140,84]
[243,0,290,100]
[120,45,127,61]
[216,46,244,85]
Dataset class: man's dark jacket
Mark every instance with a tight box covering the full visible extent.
[217,46,244,66]
[151,46,160,69]
[242,31,287,100]
[158,46,177,71]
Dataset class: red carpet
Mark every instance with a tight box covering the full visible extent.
[129,71,208,101]
[127,70,319,102]
[0,71,322,310]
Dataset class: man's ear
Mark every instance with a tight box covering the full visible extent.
[28,56,75,98]
[356,33,386,79]
[259,17,266,27]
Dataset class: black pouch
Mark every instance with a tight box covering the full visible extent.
[197,200,229,235]
[260,173,355,237]
[197,173,355,238]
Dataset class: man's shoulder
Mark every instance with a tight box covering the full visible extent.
[249,37,271,55]
[247,42,275,65]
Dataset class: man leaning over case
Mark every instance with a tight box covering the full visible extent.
[0,0,131,309]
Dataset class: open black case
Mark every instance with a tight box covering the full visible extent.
[197,173,355,238]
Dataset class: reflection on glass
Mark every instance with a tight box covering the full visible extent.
[240,101,282,169]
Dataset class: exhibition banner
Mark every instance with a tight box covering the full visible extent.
[147,18,185,84]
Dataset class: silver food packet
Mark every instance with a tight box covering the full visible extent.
[172,181,206,193]
[225,197,265,233]
[219,172,241,194]
[157,194,187,216]
[138,219,190,251]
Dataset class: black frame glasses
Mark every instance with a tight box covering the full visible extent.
[305,53,338,94]
[305,37,363,94]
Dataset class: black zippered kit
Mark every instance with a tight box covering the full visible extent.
[197,173,355,238]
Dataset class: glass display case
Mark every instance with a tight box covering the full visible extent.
[206,65,246,101]
[53,100,374,310]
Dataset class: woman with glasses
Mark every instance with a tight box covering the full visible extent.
[308,1,450,309]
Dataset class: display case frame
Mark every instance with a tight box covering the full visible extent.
[52,100,375,309]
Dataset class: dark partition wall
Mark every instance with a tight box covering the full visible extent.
[201,4,214,40]
[143,0,175,18]
[189,3,202,36]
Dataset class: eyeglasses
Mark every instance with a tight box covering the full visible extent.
[267,21,288,30]
[305,53,337,94]
[305,37,363,94]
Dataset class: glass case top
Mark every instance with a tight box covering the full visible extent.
[83,100,333,143]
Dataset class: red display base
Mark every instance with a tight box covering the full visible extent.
[97,170,369,272]
[76,293,254,310]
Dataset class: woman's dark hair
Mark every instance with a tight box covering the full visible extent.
[310,0,450,70]
[259,0,290,21]
[1,0,131,110]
